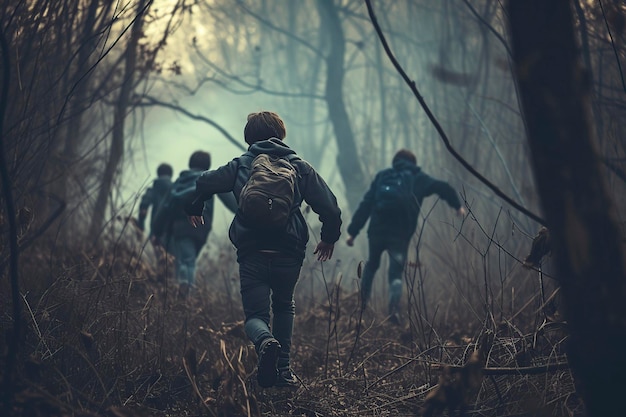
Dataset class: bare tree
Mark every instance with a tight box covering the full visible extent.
[316,0,367,209]
[89,0,151,240]
[508,2,626,416]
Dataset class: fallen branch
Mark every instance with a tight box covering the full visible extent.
[430,361,570,376]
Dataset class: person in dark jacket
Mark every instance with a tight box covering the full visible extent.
[346,149,466,323]
[187,111,342,389]
[137,163,173,232]
[153,151,237,292]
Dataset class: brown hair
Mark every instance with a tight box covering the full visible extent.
[392,149,417,164]
[244,111,286,145]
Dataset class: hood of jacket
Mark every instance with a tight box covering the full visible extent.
[171,169,202,199]
[248,138,296,157]
[152,175,171,191]
[392,158,421,174]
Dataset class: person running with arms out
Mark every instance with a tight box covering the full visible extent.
[186,111,342,388]
[137,163,173,234]
[346,149,466,324]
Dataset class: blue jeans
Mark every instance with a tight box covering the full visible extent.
[173,236,202,285]
[361,237,409,315]
[239,252,302,371]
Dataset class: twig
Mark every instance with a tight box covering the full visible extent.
[599,0,626,94]
[21,294,54,359]
[430,361,570,375]
[0,193,66,269]
[220,341,252,417]
[183,353,216,416]
[136,95,245,151]
[367,345,441,390]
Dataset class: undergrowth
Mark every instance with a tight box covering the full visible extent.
[0,216,582,417]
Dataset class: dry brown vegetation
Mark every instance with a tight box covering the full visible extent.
[0,215,583,417]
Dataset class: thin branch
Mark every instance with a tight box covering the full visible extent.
[461,0,513,57]
[467,101,526,206]
[0,192,66,265]
[433,361,570,375]
[235,0,324,59]
[136,95,245,151]
[602,156,626,184]
[599,0,626,94]
[364,0,545,226]
[190,44,325,99]
[57,0,155,125]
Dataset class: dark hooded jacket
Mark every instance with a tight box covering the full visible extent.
[187,138,342,261]
[347,158,461,242]
[153,169,237,246]
[138,175,172,232]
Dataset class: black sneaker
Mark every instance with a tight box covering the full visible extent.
[257,338,280,388]
[275,369,299,389]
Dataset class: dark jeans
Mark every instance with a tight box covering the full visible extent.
[239,252,302,372]
[361,236,409,315]
[173,236,203,285]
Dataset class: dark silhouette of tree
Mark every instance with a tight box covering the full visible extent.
[89,0,151,239]
[508,1,626,416]
[0,0,184,409]
[317,0,367,209]
[0,19,20,408]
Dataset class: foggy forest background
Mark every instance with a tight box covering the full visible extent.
[1,1,625,416]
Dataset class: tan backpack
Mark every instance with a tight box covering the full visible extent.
[239,154,297,230]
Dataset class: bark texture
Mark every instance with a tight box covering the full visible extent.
[508,1,626,416]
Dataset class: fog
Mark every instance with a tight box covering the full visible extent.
[3,1,626,415]
[6,0,626,293]
[121,0,526,251]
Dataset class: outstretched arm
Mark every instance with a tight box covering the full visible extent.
[346,175,378,243]
[426,178,464,213]
[186,159,238,216]
[137,187,153,230]
[300,163,342,248]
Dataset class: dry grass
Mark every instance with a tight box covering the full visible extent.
[0,217,583,417]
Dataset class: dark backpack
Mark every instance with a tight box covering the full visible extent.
[239,153,298,229]
[374,169,415,214]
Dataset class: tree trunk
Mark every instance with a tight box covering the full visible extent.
[54,0,101,242]
[89,0,148,240]
[317,0,366,211]
[508,2,626,416]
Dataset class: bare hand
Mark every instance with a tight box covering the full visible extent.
[457,207,467,217]
[314,241,334,261]
[346,235,355,247]
[188,215,204,228]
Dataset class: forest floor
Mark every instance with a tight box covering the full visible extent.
[0,231,584,417]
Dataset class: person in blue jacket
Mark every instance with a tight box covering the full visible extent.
[346,149,466,323]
